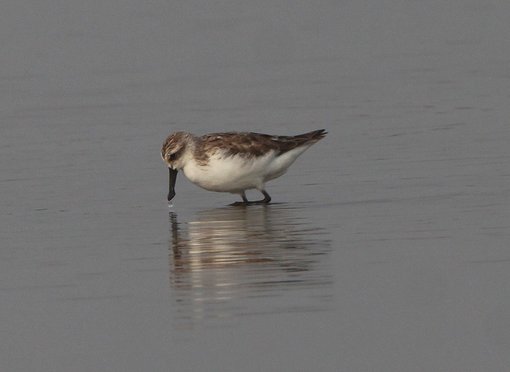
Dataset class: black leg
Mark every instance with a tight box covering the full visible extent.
[230,192,250,206]
[260,190,271,204]
[231,190,271,206]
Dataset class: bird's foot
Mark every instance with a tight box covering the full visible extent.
[230,200,271,207]
[231,190,271,206]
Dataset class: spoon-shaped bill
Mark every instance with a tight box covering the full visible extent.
[168,168,178,201]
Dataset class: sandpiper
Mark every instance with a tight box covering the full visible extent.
[161,129,327,205]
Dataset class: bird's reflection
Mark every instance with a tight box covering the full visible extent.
[169,205,332,327]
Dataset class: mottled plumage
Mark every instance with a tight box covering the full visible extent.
[161,129,327,204]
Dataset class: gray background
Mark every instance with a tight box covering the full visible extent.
[1,1,509,371]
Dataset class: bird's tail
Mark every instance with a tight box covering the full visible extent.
[295,129,327,143]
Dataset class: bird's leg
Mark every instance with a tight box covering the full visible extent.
[231,191,250,206]
[258,190,271,204]
[230,190,271,206]
[247,190,271,204]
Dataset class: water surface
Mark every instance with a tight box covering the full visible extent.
[1,0,510,371]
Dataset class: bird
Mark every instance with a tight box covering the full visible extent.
[161,129,327,205]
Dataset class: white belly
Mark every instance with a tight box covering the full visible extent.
[182,146,311,193]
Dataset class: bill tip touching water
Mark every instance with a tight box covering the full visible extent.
[161,129,327,205]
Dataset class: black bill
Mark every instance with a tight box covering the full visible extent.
[168,168,178,201]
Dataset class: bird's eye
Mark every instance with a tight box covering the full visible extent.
[167,147,184,161]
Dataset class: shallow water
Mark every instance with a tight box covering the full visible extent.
[1,0,510,371]
[168,205,332,328]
